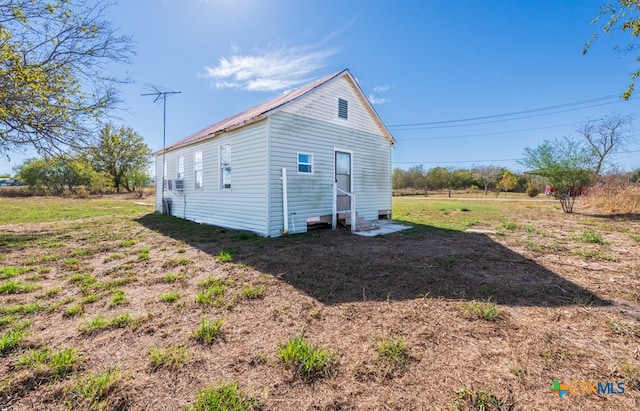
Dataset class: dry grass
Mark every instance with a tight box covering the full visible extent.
[0,195,639,409]
[585,181,640,214]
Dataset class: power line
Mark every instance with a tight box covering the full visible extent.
[394,122,577,141]
[388,94,638,130]
[393,158,522,165]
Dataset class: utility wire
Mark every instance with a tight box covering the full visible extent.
[388,94,638,130]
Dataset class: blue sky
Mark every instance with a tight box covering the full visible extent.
[3,0,640,175]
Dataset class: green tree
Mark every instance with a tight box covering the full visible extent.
[583,1,640,99]
[630,168,640,183]
[0,0,132,156]
[496,171,518,197]
[16,157,92,195]
[88,124,152,193]
[392,168,408,190]
[520,137,596,213]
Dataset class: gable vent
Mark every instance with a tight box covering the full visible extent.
[338,98,348,119]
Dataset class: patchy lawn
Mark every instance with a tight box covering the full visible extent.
[1,195,639,410]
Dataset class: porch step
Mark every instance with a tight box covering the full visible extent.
[337,212,379,232]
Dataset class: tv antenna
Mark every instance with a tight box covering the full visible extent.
[142,84,181,212]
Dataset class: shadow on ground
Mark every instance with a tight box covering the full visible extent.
[136,214,608,308]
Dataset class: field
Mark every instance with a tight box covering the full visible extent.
[1,195,639,410]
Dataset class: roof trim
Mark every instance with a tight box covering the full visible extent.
[155,69,395,154]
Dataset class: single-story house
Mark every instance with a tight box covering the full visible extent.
[154,69,396,237]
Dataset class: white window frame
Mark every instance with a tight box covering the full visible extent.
[297,152,313,174]
[194,151,203,190]
[163,160,168,190]
[177,156,184,180]
[220,144,231,189]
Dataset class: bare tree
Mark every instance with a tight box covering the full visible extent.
[573,113,632,178]
[0,0,133,157]
[472,165,502,195]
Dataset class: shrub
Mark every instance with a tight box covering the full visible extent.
[525,182,540,197]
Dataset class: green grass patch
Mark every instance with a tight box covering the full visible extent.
[160,291,182,303]
[193,318,224,344]
[0,198,148,225]
[376,336,409,365]
[149,345,190,369]
[79,312,140,334]
[66,367,120,409]
[620,360,640,389]
[242,285,265,300]
[120,239,137,247]
[0,280,40,294]
[196,277,231,306]
[187,382,257,411]
[104,253,125,262]
[278,334,334,380]
[18,346,80,379]
[161,273,184,283]
[64,304,84,317]
[574,230,606,244]
[163,257,191,267]
[451,387,504,410]
[465,298,503,322]
[108,290,127,307]
[216,249,234,263]
[0,266,29,279]
[0,329,26,354]
[138,247,150,260]
[573,248,618,261]
[0,302,42,315]
[81,294,99,304]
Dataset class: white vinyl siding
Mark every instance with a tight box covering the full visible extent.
[156,121,269,235]
[267,112,392,236]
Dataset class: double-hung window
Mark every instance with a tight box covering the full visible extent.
[220,144,231,189]
[297,153,313,173]
[177,156,184,180]
[194,151,203,189]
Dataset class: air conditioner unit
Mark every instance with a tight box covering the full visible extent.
[174,179,184,190]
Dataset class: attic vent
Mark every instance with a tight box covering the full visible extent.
[338,98,348,119]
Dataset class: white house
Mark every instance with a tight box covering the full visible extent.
[154,69,396,237]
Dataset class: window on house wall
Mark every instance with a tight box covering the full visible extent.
[338,98,348,119]
[220,144,231,189]
[194,151,203,189]
[163,159,168,190]
[177,156,184,180]
[297,153,313,173]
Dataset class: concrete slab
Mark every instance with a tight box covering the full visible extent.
[353,220,411,237]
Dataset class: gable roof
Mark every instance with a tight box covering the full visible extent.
[157,69,395,154]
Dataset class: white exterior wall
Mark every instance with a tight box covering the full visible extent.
[266,76,393,237]
[154,121,270,235]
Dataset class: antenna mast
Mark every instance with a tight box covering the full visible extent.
[142,84,181,213]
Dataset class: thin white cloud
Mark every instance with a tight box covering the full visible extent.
[373,84,392,93]
[368,94,389,105]
[200,45,337,92]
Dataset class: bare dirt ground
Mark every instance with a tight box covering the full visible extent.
[1,196,639,410]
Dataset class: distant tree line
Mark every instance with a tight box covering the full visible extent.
[392,165,529,196]
[14,124,152,197]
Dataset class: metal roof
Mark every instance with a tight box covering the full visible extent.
[156,69,394,154]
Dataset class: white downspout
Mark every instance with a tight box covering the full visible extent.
[281,168,288,234]
[332,182,337,230]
